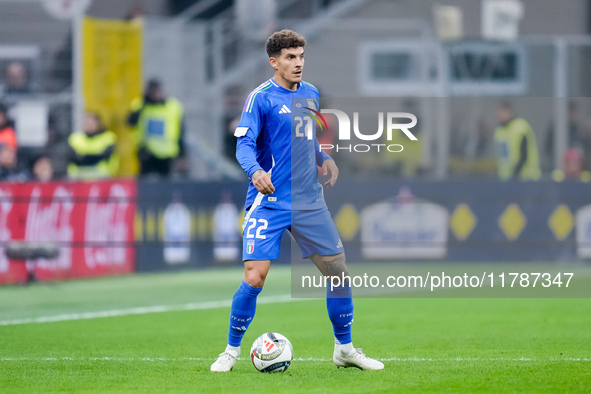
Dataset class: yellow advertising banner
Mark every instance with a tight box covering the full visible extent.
[82,17,142,176]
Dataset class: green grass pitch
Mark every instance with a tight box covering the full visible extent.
[1,266,590,393]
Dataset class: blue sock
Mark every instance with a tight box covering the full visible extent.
[227,280,263,347]
[326,284,354,345]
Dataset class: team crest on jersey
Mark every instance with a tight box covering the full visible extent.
[247,240,255,254]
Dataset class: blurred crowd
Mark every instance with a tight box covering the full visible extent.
[0,59,187,183]
[2,45,591,183]
[448,100,591,182]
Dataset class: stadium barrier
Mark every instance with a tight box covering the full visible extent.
[135,180,251,272]
[1,178,589,284]
[323,179,590,263]
[135,179,591,273]
[0,180,136,284]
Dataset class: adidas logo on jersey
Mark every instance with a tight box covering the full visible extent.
[336,239,343,248]
[278,105,291,114]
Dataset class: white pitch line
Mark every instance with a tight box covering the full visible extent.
[0,294,313,326]
[0,357,589,362]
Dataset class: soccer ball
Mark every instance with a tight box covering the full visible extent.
[250,332,293,373]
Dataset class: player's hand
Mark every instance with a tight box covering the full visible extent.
[252,170,275,195]
[322,159,339,187]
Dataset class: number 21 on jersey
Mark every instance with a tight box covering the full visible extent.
[294,116,313,139]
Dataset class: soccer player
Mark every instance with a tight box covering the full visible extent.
[210,29,384,372]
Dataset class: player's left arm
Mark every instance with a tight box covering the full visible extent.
[311,88,338,186]
[322,159,339,187]
[314,137,338,186]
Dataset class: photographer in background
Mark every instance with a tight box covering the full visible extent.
[127,79,187,178]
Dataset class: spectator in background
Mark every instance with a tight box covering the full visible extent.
[581,117,591,173]
[127,79,187,177]
[0,145,25,181]
[544,101,583,170]
[551,147,591,182]
[0,103,27,182]
[30,154,54,182]
[2,61,32,96]
[67,112,118,180]
[124,2,146,21]
[0,103,17,150]
[494,101,541,180]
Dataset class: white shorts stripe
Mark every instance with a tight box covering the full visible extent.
[242,191,264,232]
[242,159,274,231]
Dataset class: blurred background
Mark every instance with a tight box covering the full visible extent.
[1,0,591,284]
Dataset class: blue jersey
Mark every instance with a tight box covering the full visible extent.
[235,78,332,211]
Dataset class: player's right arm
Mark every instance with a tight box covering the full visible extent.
[251,169,275,194]
[235,88,275,195]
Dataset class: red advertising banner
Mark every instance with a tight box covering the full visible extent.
[0,180,136,284]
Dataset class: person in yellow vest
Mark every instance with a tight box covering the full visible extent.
[67,112,118,180]
[127,79,186,177]
[494,101,541,180]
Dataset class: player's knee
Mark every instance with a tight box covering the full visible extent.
[244,267,267,287]
[326,252,349,277]
[244,272,265,287]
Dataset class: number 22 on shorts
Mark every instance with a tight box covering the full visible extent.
[245,219,268,239]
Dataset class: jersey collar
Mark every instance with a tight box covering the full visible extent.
[269,78,301,93]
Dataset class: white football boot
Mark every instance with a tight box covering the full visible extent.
[210,346,240,372]
[333,347,384,370]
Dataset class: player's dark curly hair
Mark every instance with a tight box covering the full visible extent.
[266,29,306,58]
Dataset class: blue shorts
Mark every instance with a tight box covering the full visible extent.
[241,205,344,261]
